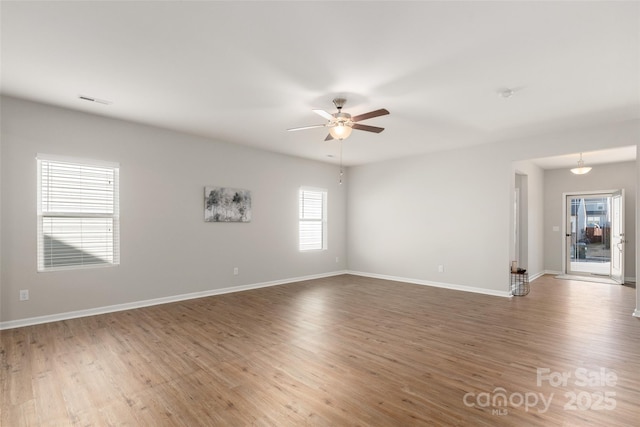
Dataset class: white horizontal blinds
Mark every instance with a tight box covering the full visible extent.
[41,218,115,268]
[299,189,326,251]
[41,161,115,214]
[37,156,120,271]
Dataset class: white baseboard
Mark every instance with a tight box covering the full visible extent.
[624,276,636,284]
[528,271,546,282]
[543,270,563,276]
[0,270,348,330]
[346,270,512,298]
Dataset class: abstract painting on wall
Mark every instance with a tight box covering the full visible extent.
[204,187,252,222]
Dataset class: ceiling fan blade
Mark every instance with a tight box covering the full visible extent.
[287,124,326,131]
[351,108,390,123]
[324,133,334,141]
[352,123,385,133]
[313,109,335,121]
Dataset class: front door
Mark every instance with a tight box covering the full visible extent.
[565,191,625,283]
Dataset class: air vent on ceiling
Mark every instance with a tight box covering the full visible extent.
[78,95,112,105]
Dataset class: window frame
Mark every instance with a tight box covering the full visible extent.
[36,154,120,272]
[298,187,328,252]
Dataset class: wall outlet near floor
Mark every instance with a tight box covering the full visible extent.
[233,267,239,276]
[335,257,340,263]
[19,289,29,301]
[438,265,445,273]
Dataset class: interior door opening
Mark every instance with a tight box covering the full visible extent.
[514,174,528,271]
[564,191,624,284]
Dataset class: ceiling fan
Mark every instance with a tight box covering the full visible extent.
[288,98,389,141]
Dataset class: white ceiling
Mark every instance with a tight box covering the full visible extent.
[1,1,639,166]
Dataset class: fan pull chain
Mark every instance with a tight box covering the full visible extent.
[339,141,344,185]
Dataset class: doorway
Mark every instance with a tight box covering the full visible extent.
[514,174,528,271]
[564,191,624,284]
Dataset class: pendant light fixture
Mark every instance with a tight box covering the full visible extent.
[570,153,592,175]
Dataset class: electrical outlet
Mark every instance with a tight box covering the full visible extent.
[233,267,239,276]
[19,290,29,301]
[335,257,339,263]
[438,265,444,273]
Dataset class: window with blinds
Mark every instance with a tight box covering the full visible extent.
[299,188,327,251]
[37,155,120,271]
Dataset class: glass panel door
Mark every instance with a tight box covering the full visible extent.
[566,194,612,276]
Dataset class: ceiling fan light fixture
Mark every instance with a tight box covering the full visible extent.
[328,122,352,140]
[288,97,388,141]
[570,153,592,175]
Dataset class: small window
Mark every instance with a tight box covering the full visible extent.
[37,155,120,271]
[299,188,327,251]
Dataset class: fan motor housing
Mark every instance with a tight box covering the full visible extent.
[333,112,352,124]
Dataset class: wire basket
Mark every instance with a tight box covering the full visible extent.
[510,272,530,296]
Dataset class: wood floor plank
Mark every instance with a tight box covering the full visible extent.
[1,274,639,426]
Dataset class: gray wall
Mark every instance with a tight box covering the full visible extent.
[1,96,347,322]
[347,145,513,292]
[347,120,639,294]
[543,161,636,279]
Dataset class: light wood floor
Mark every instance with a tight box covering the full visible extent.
[2,274,639,426]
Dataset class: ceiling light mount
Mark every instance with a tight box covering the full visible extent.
[332,98,347,110]
[497,88,514,98]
